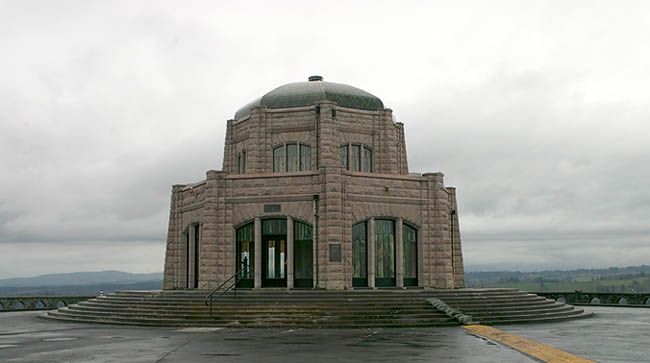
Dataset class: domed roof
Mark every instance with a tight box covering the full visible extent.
[234,76,384,119]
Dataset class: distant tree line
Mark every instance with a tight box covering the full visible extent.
[466,265,650,293]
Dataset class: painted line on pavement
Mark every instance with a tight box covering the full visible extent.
[463,324,594,363]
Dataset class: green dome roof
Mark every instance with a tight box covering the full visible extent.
[234,76,384,119]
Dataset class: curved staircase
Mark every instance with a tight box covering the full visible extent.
[44,289,591,328]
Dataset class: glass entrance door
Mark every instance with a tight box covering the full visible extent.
[261,219,287,287]
[262,236,286,287]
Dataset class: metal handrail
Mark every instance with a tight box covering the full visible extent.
[204,268,248,318]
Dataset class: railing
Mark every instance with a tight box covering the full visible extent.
[0,296,94,311]
[204,269,247,318]
[534,291,650,306]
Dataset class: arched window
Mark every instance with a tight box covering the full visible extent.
[182,223,201,289]
[340,144,372,172]
[340,145,348,170]
[294,221,313,288]
[352,222,368,287]
[362,147,372,172]
[237,150,246,174]
[273,143,311,172]
[375,219,395,287]
[403,223,418,287]
[273,146,285,172]
[236,222,254,288]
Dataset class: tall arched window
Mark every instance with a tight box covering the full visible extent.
[352,222,368,287]
[294,221,313,288]
[340,144,372,172]
[237,150,246,174]
[236,222,254,288]
[403,224,418,287]
[375,219,395,287]
[273,143,311,172]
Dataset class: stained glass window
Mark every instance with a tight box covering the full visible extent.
[236,223,254,279]
[273,143,311,172]
[403,224,417,281]
[350,145,361,172]
[362,147,372,172]
[300,144,311,171]
[273,146,285,172]
[340,145,348,170]
[287,143,298,172]
[352,222,367,280]
[375,219,395,281]
[238,150,246,174]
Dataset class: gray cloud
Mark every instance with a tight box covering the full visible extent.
[1,1,649,277]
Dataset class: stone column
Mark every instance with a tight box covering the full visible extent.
[396,217,404,288]
[287,216,294,289]
[368,217,375,288]
[254,217,262,289]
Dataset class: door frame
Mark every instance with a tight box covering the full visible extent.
[261,234,287,288]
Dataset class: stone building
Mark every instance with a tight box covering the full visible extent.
[162,76,464,291]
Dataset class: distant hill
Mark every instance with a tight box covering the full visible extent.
[0,270,163,297]
[466,265,650,293]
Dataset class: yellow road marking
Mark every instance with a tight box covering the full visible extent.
[463,324,594,363]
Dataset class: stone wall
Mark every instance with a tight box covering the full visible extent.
[222,104,408,175]
[162,101,465,290]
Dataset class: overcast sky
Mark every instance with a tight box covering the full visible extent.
[1,1,649,278]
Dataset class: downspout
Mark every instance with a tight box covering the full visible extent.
[313,194,320,288]
[315,105,320,169]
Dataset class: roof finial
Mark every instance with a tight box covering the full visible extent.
[308,75,323,82]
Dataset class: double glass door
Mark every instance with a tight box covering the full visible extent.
[262,235,286,287]
[236,219,313,288]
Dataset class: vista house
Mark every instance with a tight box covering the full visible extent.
[162,76,465,291]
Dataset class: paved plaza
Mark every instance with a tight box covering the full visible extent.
[0,306,647,362]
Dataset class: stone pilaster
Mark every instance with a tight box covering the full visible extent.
[254,217,262,289]
[222,120,233,173]
[199,171,220,290]
[287,216,294,289]
[396,121,409,174]
[368,217,376,288]
[396,217,404,288]
[379,109,398,174]
[249,109,266,173]
[428,172,453,288]
[448,187,465,288]
[319,165,345,289]
[317,102,339,168]
[163,184,184,289]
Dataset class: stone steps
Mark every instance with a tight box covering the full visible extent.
[46,308,456,328]
[44,289,591,328]
[60,309,448,322]
[71,304,440,315]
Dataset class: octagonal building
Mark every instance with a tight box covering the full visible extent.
[162,76,465,291]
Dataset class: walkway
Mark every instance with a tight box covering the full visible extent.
[0,306,647,362]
